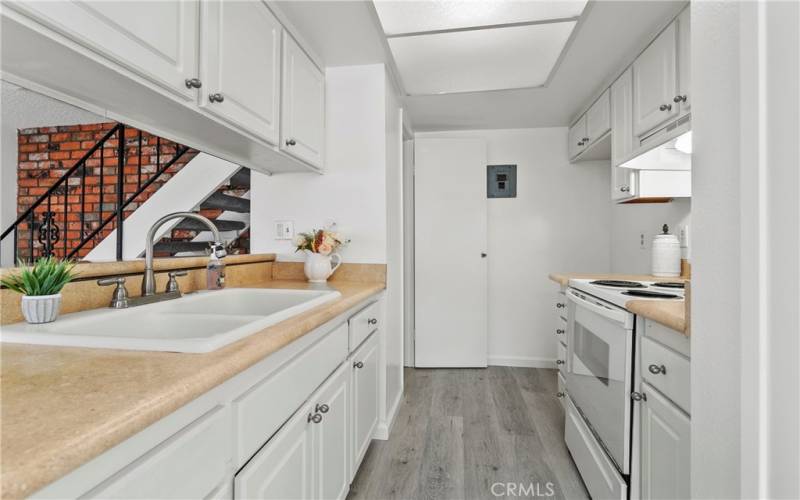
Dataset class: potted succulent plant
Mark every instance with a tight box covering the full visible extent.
[1,257,77,324]
[294,229,348,283]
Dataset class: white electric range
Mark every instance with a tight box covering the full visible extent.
[561,278,685,500]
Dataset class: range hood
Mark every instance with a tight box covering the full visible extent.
[620,131,692,171]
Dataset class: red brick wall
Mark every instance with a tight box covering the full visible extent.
[15,123,198,260]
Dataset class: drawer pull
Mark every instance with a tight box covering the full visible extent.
[556,392,565,398]
[367,318,378,326]
[556,303,566,309]
[308,413,323,424]
[353,361,364,369]
[556,360,565,365]
[630,391,647,402]
[556,329,565,335]
[648,364,667,375]
[315,403,329,414]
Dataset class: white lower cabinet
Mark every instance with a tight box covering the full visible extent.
[350,332,380,477]
[639,383,691,500]
[235,400,314,500]
[313,363,351,500]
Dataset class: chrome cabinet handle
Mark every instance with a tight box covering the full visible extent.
[648,364,667,375]
[620,186,630,192]
[354,361,364,369]
[285,138,297,146]
[556,303,566,309]
[582,137,590,142]
[556,360,565,365]
[659,104,672,111]
[315,403,330,414]
[184,78,202,89]
[673,95,687,103]
[556,392,565,398]
[556,329,565,335]
[209,93,224,103]
[631,391,647,402]
[368,318,378,326]
[577,141,584,146]
[308,413,322,424]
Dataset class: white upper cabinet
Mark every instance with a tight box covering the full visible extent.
[9,1,199,101]
[632,22,679,137]
[676,8,691,115]
[281,32,325,169]
[568,115,588,160]
[200,0,281,145]
[585,88,611,145]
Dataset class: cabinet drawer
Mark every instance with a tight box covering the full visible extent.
[565,398,627,500]
[557,373,567,409]
[557,342,566,374]
[87,405,231,499]
[641,336,690,413]
[349,300,380,351]
[556,315,567,345]
[234,323,348,466]
[554,292,568,319]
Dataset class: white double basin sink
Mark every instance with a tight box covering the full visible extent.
[1,288,342,353]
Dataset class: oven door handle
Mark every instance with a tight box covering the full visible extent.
[567,289,629,326]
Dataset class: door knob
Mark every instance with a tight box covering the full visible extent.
[353,361,364,369]
[184,78,202,89]
[368,318,378,325]
[556,360,565,365]
[648,364,667,375]
[208,93,224,103]
[630,391,647,402]
[481,252,487,258]
[556,392,565,398]
[285,138,297,146]
[315,403,330,414]
[659,104,672,111]
[582,137,590,143]
[620,186,630,192]
[556,329,565,335]
[673,95,687,103]
[308,413,323,424]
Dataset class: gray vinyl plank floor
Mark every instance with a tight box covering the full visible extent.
[347,367,590,500]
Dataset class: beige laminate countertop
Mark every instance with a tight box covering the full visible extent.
[0,280,384,498]
[548,273,688,335]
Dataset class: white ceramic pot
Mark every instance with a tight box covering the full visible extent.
[304,251,342,283]
[21,293,62,324]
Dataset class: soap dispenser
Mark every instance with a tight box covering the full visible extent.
[206,249,226,290]
[651,224,681,277]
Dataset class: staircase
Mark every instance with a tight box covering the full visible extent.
[2,122,251,263]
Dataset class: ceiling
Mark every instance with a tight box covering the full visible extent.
[274,0,686,132]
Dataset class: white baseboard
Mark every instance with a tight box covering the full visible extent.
[488,355,556,369]
[374,386,403,440]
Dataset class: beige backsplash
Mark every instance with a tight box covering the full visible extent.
[0,255,386,325]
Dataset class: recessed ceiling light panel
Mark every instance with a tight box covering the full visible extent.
[374,0,587,35]
[388,21,577,94]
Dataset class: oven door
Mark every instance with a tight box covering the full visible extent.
[565,288,634,474]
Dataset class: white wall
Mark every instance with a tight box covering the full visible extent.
[416,128,612,367]
[0,80,102,266]
[610,198,691,274]
[251,65,387,263]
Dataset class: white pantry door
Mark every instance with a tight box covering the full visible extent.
[414,138,488,367]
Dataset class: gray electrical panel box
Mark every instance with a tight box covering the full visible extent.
[487,164,517,198]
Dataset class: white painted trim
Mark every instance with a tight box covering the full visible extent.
[488,355,556,369]
[374,388,403,441]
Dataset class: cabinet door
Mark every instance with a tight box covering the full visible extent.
[10,1,199,101]
[200,0,281,145]
[676,8,691,115]
[585,88,611,145]
[281,32,325,169]
[567,115,587,160]
[234,402,313,500]
[612,167,637,201]
[351,333,379,473]
[632,22,678,136]
[611,67,634,167]
[640,383,691,500]
[312,363,351,500]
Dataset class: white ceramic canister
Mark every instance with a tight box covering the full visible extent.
[651,224,681,277]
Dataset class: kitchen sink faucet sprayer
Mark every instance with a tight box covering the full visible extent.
[142,212,227,296]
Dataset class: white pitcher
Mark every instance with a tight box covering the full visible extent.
[303,251,342,283]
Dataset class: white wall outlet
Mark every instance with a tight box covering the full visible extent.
[274,220,294,240]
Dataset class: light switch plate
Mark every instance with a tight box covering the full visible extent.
[275,220,294,240]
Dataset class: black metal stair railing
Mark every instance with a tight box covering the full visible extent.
[0,123,191,262]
